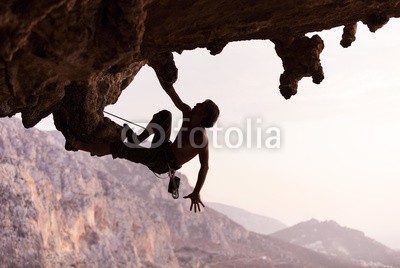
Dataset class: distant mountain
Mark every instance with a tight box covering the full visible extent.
[0,118,363,267]
[207,202,287,235]
[270,219,400,268]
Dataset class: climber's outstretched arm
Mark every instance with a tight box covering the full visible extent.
[183,132,208,212]
[164,86,191,115]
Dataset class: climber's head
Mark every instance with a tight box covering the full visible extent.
[192,99,220,128]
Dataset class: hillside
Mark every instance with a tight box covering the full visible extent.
[0,117,362,267]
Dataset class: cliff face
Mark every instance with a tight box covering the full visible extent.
[0,1,399,146]
[0,117,363,268]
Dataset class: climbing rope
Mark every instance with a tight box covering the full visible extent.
[104,110,146,130]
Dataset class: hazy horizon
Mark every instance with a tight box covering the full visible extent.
[32,20,400,249]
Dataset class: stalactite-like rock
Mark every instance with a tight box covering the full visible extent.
[273,35,325,99]
[362,13,390,32]
[1,0,400,145]
[341,23,358,48]
[207,43,228,56]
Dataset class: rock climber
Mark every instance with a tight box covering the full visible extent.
[72,86,220,213]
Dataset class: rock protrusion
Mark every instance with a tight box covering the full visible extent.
[207,42,227,55]
[340,23,357,48]
[273,35,325,99]
[362,13,390,32]
[148,52,178,90]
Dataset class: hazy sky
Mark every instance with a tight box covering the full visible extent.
[35,20,400,249]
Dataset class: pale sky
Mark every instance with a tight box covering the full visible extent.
[35,20,400,249]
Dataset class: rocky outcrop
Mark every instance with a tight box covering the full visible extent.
[1,1,400,146]
[1,117,363,267]
[1,0,147,147]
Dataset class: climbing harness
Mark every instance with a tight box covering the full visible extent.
[152,165,180,199]
[164,142,180,199]
[104,110,180,199]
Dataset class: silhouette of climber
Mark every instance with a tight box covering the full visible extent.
[72,86,219,213]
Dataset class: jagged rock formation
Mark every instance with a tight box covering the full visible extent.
[0,117,364,267]
[1,1,400,146]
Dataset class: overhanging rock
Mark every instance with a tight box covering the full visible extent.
[1,0,399,147]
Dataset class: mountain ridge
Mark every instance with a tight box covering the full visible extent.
[207,202,287,235]
[270,219,400,268]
